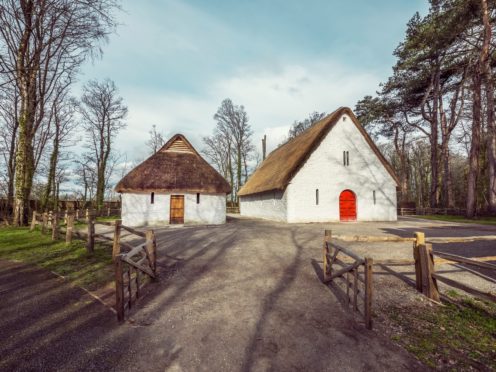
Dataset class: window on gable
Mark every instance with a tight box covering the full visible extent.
[196,193,200,204]
[151,192,155,204]
[316,189,319,205]
[343,151,350,166]
[373,190,376,205]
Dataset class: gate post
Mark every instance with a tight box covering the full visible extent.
[112,220,122,261]
[413,232,425,292]
[364,257,373,330]
[418,243,440,301]
[323,229,332,282]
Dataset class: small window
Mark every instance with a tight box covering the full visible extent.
[343,151,350,166]
[151,192,155,204]
[316,189,319,205]
[196,193,200,204]
[373,190,376,205]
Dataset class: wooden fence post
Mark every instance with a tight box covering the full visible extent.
[42,212,48,234]
[75,209,80,220]
[145,229,157,274]
[52,212,59,240]
[364,257,373,330]
[107,207,111,216]
[64,210,68,225]
[413,232,425,292]
[112,219,122,261]
[30,211,37,231]
[86,211,95,253]
[115,257,125,322]
[418,243,440,301]
[48,211,53,229]
[323,229,332,282]
[66,213,74,244]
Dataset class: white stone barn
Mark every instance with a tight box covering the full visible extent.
[115,134,231,226]
[238,107,399,223]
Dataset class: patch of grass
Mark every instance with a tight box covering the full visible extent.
[412,214,496,225]
[0,227,114,291]
[96,215,120,222]
[387,295,496,370]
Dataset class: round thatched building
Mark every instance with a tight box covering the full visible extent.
[115,134,231,226]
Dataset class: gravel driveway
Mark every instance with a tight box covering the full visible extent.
[4,216,495,371]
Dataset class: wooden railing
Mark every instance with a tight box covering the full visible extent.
[412,232,496,303]
[30,209,118,253]
[226,206,240,214]
[398,207,467,216]
[113,223,157,322]
[322,230,373,330]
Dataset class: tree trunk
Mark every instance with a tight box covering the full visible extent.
[236,145,242,203]
[13,106,36,226]
[41,131,59,211]
[430,68,441,208]
[481,0,496,213]
[467,72,483,217]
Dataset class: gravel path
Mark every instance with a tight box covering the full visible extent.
[5,216,494,371]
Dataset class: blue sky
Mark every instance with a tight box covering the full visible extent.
[79,0,429,161]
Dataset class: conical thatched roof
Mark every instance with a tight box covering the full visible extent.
[115,134,231,194]
[238,107,399,197]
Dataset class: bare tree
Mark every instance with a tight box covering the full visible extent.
[0,85,19,216]
[146,124,165,154]
[0,0,120,225]
[79,79,127,211]
[40,90,78,211]
[212,98,253,201]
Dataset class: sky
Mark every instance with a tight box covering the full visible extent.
[78,0,429,162]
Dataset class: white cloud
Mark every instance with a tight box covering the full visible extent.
[115,59,381,160]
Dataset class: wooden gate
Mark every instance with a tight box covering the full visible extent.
[339,190,356,221]
[170,195,184,224]
[322,229,373,329]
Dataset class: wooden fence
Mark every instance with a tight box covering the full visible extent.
[412,232,496,303]
[30,209,117,252]
[398,207,467,216]
[113,223,157,322]
[31,209,158,321]
[322,230,374,329]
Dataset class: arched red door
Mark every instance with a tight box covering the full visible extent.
[339,190,357,221]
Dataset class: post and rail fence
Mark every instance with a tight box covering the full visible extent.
[30,209,158,321]
[322,230,496,329]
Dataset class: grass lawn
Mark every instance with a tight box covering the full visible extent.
[412,214,496,225]
[0,227,114,291]
[388,292,496,370]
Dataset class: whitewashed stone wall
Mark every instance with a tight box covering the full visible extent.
[121,192,226,226]
[239,190,287,221]
[286,113,397,222]
[239,113,397,223]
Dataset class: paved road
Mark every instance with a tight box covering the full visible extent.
[0,217,445,371]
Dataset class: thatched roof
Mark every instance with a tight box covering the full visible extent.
[115,134,231,194]
[238,107,399,196]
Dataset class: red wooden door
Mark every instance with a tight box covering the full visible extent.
[339,190,356,221]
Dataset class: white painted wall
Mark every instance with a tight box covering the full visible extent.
[286,113,397,222]
[239,190,287,222]
[121,192,226,226]
[239,113,397,223]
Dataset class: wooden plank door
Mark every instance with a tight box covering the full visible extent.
[339,190,357,221]
[170,195,184,224]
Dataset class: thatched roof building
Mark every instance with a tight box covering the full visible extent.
[238,107,398,197]
[239,107,399,223]
[116,134,230,226]
[116,134,231,194]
